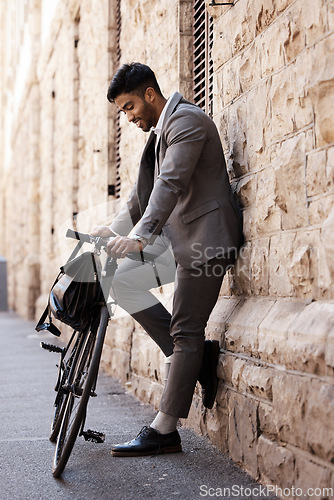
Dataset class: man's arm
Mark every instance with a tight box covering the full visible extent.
[107,182,141,236]
[133,108,207,243]
[91,225,117,238]
[103,107,207,257]
[91,179,141,245]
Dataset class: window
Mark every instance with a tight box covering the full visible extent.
[193,0,214,116]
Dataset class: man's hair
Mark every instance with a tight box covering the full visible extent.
[107,62,163,102]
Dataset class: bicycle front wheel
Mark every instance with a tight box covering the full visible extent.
[49,333,80,443]
[52,306,109,477]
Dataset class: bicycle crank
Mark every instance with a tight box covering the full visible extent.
[62,383,97,398]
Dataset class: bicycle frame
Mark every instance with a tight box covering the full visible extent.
[41,228,161,476]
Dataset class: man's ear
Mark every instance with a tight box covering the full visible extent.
[144,87,155,102]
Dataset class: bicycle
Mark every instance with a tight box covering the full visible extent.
[40,229,160,477]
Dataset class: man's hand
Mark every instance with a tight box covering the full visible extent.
[91,225,115,237]
[106,236,143,258]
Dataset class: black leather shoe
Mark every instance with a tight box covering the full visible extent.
[111,426,182,457]
[198,340,220,409]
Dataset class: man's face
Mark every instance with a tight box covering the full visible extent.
[115,90,157,132]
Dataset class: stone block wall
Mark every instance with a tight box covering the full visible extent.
[189,0,334,493]
[210,0,334,303]
[1,0,334,497]
[1,0,121,317]
[103,0,334,494]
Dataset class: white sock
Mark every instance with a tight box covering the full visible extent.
[163,354,173,384]
[150,411,178,435]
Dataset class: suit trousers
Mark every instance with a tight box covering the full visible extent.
[110,237,233,418]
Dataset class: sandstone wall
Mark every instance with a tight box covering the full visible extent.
[199,2,334,492]
[0,0,333,497]
[101,0,334,495]
[0,0,121,317]
[198,1,334,493]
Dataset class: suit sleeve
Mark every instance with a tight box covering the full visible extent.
[109,182,142,236]
[133,108,207,243]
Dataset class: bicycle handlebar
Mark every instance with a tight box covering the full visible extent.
[66,228,159,263]
[66,229,92,243]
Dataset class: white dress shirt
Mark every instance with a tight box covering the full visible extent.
[151,95,172,144]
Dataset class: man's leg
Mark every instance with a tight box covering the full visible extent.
[111,256,234,456]
[110,237,175,356]
[158,255,233,418]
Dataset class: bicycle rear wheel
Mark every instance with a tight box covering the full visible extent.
[52,306,109,477]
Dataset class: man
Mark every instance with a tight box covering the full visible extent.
[92,62,243,456]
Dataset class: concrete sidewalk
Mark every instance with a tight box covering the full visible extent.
[0,311,276,500]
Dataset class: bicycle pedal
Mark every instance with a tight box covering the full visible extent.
[81,429,105,443]
[40,341,63,354]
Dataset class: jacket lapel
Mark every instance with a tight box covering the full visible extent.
[160,92,183,133]
[136,93,189,214]
[155,92,183,172]
[137,130,156,215]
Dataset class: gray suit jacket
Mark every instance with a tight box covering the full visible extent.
[110,92,243,269]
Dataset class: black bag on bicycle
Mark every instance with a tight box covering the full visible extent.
[36,248,102,336]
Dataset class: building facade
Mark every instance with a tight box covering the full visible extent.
[1,0,334,494]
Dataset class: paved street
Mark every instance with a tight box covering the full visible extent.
[0,311,276,500]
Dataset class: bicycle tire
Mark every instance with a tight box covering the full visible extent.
[52,306,109,477]
[49,334,82,443]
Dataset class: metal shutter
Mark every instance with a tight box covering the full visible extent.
[115,0,122,198]
[193,0,213,116]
